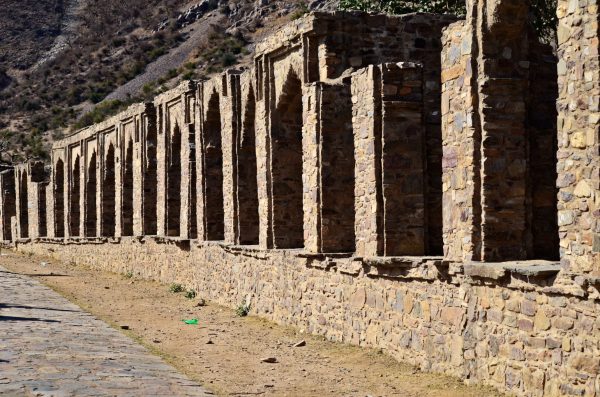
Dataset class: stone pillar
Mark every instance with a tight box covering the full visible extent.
[255,56,273,249]
[556,0,600,273]
[352,63,426,257]
[45,177,54,238]
[141,105,158,236]
[303,82,355,253]
[29,162,47,239]
[222,71,242,245]
[14,166,29,239]
[115,124,124,238]
[63,155,69,239]
[441,0,557,263]
[132,116,144,237]
[156,102,167,237]
[179,92,194,240]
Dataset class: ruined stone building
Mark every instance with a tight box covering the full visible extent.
[1,1,599,396]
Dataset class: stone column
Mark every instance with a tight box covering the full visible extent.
[115,125,124,238]
[179,93,193,240]
[45,178,55,238]
[156,102,168,237]
[29,162,47,239]
[353,63,426,257]
[442,0,536,262]
[303,82,355,253]
[556,0,600,273]
[222,72,242,245]
[132,115,144,237]
[255,56,273,249]
[14,166,29,239]
[141,105,158,236]
[79,144,86,238]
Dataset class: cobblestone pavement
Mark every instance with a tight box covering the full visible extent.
[0,265,213,397]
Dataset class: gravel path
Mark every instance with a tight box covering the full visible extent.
[0,265,213,397]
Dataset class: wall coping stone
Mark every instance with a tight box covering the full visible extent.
[464,261,563,280]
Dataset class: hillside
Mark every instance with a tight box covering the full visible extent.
[0,0,336,163]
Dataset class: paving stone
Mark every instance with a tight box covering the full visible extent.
[0,266,213,396]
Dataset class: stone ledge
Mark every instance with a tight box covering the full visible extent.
[464,261,563,281]
[363,256,446,280]
[361,256,445,267]
[297,251,354,260]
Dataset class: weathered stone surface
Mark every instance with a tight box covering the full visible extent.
[555,0,600,274]
[0,265,211,396]
[1,4,600,397]
[16,239,600,397]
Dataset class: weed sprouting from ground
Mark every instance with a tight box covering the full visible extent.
[124,271,133,279]
[185,289,196,299]
[236,302,251,317]
[169,283,184,293]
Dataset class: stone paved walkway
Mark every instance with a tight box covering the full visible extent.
[0,265,213,397]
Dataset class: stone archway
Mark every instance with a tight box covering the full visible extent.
[202,91,224,241]
[237,87,259,245]
[102,144,116,237]
[271,69,304,249]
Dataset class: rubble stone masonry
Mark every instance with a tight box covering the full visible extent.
[3,7,600,397]
[556,0,600,274]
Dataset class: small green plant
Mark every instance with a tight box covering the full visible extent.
[125,271,133,279]
[185,289,197,299]
[236,301,251,317]
[169,283,184,293]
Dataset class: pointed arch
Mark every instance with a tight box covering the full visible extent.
[85,153,97,237]
[144,120,157,235]
[19,171,29,238]
[54,159,65,237]
[122,139,134,236]
[203,90,224,241]
[271,68,303,248]
[102,144,116,237]
[69,156,80,236]
[167,123,181,236]
[237,86,259,245]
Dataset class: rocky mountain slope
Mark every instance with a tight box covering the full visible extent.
[0,0,336,162]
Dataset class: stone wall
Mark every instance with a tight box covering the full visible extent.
[2,7,600,397]
[0,167,15,241]
[556,0,600,274]
[441,0,561,263]
[17,239,600,397]
[352,63,426,257]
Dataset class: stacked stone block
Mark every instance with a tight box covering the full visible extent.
[0,167,15,240]
[3,8,600,397]
[441,0,560,263]
[352,63,426,257]
[556,0,600,274]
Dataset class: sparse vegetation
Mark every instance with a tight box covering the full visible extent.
[185,289,197,299]
[72,99,138,131]
[199,32,247,74]
[125,271,134,279]
[0,0,186,157]
[236,301,251,317]
[338,0,557,40]
[169,283,184,293]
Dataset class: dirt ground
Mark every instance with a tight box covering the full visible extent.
[1,250,505,397]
